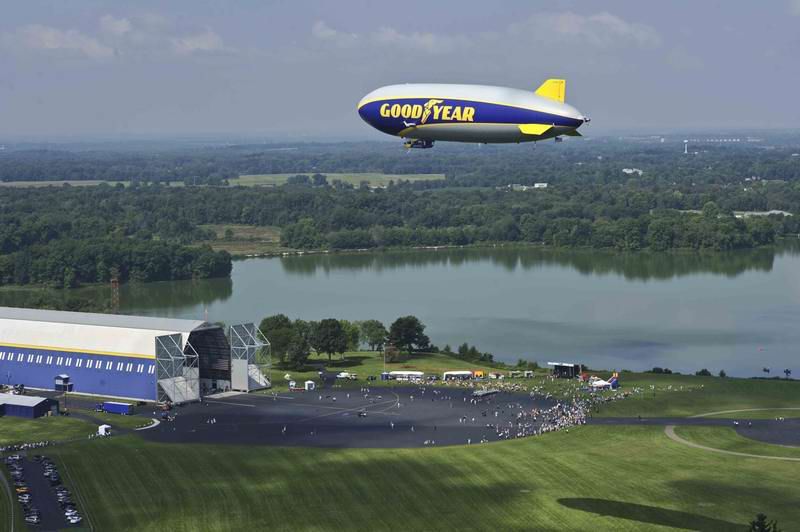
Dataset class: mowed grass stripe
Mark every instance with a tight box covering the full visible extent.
[675,426,800,458]
[49,426,800,530]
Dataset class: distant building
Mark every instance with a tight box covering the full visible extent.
[0,393,58,418]
[622,168,643,176]
[0,307,270,404]
[734,210,793,219]
[509,183,548,191]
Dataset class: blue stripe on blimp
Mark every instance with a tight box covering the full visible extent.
[0,345,156,400]
[358,98,582,136]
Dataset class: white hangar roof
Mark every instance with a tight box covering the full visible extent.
[0,307,213,360]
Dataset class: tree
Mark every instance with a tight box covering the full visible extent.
[286,331,311,369]
[695,368,712,376]
[384,344,401,363]
[387,316,430,354]
[339,320,361,353]
[718,369,727,378]
[259,314,294,366]
[749,513,782,532]
[359,319,387,351]
[311,318,348,361]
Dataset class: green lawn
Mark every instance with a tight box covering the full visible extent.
[0,416,97,446]
[42,425,798,531]
[676,426,800,459]
[3,357,799,530]
[230,173,445,187]
[265,350,535,393]
[197,224,291,256]
[595,373,800,418]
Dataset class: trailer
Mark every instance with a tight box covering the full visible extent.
[102,401,134,415]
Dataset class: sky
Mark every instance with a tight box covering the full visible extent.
[1,0,799,139]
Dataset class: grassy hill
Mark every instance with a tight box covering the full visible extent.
[2,352,799,531]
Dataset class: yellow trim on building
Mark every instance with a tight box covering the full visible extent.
[0,342,154,360]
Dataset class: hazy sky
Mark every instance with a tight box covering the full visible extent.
[2,1,799,139]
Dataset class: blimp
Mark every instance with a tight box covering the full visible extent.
[357,79,588,149]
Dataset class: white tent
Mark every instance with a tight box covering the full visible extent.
[304,380,316,391]
[589,377,612,390]
[389,370,424,381]
[97,424,112,436]
[443,370,473,380]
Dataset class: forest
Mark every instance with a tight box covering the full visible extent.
[0,137,798,287]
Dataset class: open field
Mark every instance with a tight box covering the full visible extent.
[40,424,800,531]
[593,373,800,418]
[265,350,524,393]
[676,426,800,459]
[0,416,96,446]
[230,173,446,187]
[198,224,290,256]
[2,355,799,531]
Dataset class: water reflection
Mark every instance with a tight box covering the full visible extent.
[279,243,794,281]
[0,277,233,312]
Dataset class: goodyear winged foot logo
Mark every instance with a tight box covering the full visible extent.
[379,99,475,124]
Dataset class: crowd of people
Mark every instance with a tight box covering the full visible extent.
[0,440,52,453]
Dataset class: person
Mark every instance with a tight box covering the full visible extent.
[390,421,394,430]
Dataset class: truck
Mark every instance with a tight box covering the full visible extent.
[101,401,133,415]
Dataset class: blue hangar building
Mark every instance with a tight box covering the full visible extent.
[0,307,270,404]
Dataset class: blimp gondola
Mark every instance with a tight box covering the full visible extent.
[357,79,588,148]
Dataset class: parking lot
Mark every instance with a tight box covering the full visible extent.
[4,454,84,529]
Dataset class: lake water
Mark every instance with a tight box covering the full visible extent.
[3,243,799,377]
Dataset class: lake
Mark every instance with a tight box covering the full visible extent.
[3,243,799,377]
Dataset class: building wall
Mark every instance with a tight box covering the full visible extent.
[0,345,156,401]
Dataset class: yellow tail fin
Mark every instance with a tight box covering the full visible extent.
[534,79,566,103]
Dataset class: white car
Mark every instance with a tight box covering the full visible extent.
[68,516,83,524]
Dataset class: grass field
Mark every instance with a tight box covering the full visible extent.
[0,416,96,446]
[230,173,445,187]
[265,350,525,393]
[2,355,799,530]
[594,373,800,418]
[36,425,799,531]
[198,224,289,256]
[676,426,800,459]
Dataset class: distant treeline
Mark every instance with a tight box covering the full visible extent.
[0,239,231,288]
[3,139,800,187]
[2,140,800,287]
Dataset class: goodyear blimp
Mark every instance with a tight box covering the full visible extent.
[357,79,588,148]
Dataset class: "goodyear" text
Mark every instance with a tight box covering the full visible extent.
[379,99,475,124]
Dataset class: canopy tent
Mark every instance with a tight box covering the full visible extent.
[443,370,473,380]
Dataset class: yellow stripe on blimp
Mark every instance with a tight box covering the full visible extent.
[518,124,553,136]
[0,342,154,360]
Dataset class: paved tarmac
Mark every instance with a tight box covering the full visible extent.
[139,386,557,448]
